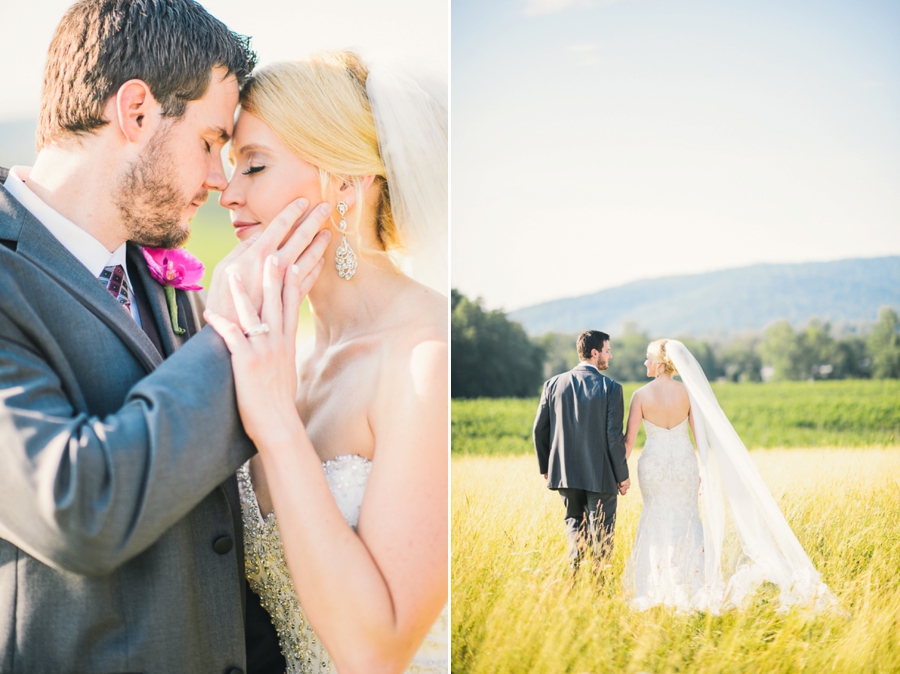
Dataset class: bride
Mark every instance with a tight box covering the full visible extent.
[205,52,448,673]
[623,339,834,614]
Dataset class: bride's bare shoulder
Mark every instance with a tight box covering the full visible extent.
[630,382,649,399]
[370,280,447,417]
[387,279,448,346]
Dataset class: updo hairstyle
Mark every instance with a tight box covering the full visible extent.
[239,51,402,254]
[647,339,678,376]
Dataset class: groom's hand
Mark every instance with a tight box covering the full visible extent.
[618,479,631,495]
[206,198,332,324]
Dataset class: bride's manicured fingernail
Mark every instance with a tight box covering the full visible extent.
[319,203,332,215]
[295,198,308,208]
[321,230,332,242]
[291,264,300,275]
[269,255,279,268]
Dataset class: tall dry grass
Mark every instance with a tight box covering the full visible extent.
[452,449,900,673]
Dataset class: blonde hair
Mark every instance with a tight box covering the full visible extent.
[239,51,401,253]
[647,339,678,376]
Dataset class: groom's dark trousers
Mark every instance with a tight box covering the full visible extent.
[534,363,628,566]
[0,169,284,673]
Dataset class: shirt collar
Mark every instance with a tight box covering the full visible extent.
[6,166,128,277]
[579,362,600,372]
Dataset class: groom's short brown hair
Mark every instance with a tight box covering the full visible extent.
[577,330,610,360]
[37,0,257,150]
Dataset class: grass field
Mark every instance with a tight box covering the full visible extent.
[452,380,900,455]
[452,382,900,672]
[452,449,900,673]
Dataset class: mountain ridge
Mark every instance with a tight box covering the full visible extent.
[508,256,900,337]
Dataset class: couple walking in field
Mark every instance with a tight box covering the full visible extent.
[534,330,836,613]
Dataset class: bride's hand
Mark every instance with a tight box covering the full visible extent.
[204,235,329,444]
[206,199,332,324]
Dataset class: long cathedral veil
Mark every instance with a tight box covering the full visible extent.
[665,340,836,612]
[366,64,448,294]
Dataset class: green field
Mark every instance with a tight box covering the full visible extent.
[452,379,900,455]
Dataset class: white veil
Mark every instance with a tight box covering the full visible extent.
[665,340,837,613]
[366,64,448,294]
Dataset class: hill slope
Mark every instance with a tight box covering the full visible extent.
[508,257,900,337]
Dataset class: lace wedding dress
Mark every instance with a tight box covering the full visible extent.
[238,456,449,673]
[624,341,836,614]
[624,417,705,612]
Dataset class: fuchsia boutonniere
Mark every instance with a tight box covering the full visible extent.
[142,248,204,336]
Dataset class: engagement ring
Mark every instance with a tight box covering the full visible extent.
[243,323,270,337]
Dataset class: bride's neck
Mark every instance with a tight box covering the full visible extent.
[307,251,402,343]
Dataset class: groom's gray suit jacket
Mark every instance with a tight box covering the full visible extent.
[0,171,278,673]
[533,363,629,494]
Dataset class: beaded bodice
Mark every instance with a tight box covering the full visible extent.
[237,456,448,673]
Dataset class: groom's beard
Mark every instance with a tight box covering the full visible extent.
[116,123,203,249]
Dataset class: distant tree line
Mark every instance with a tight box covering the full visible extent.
[451,290,544,398]
[541,307,900,384]
[452,288,900,398]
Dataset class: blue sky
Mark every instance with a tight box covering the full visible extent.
[452,0,900,310]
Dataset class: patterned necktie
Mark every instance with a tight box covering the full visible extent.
[99,264,132,313]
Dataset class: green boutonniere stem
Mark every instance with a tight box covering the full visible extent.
[164,285,186,336]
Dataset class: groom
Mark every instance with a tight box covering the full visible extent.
[533,330,630,569]
[0,1,330,671]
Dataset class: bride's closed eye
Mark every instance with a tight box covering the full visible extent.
[242,164,266,176]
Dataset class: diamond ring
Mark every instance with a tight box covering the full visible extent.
[243,323,270,337]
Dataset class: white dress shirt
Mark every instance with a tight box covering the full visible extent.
[5,166,142,325]
[580,362,600,372]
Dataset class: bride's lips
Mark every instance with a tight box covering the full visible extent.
[233,221,261,238]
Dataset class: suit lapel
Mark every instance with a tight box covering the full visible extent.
[9,200,164,372]
[0,183,199,365]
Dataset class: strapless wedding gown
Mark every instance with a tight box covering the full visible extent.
[237,456,449,673]
[624,417,706,611]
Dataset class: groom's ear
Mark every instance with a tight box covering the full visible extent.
[111,79,163,145]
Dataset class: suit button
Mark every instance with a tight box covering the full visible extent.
[225,668,243,674]
[213,535,233,554]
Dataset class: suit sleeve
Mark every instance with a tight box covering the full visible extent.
[0,299,255,577]
[606,382,629,483]
[533,381,552,474]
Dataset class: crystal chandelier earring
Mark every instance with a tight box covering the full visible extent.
[334,200,358,280]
